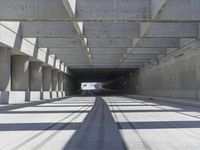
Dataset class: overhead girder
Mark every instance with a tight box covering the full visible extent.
[1,0,200,22]
[21,21,198,38]
[1,0,200,69]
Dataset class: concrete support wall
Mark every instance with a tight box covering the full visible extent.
[29,62,43,101]
[52,70,58,91]
[58,72,63,91]
[11,55,29,91]
[58,72,63,97]
[29,62,43,91]
[43,66,52,91]
[120,40,200,100]
[63,74,67,96]
[0,47,11,91]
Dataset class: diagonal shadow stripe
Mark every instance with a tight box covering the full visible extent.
[117,121,200,129]
[1,120,200,131]
[0,109,188,114]
[0,123,80,131]
[0,97,67,112]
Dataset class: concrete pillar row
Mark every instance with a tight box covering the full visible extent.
[0,47,11,91]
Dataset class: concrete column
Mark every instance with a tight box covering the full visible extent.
[43,66,52,91]
[58,72,63,91]
[0,47,11,91]
[65,75,70,96]
[52,70,58,91]
[63,74,67,96]
[58,72,63,97]
[11,56,29,91]
[29,62,43,101]
[63,74,67,91]
[29,62,43,91]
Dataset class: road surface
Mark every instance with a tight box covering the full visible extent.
[0,96,200,149]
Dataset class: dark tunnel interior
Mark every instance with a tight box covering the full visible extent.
[69,68,138,96]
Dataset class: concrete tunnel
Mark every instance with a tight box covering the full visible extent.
[0,0,200,149]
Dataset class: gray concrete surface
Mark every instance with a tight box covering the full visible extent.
[42,66,52,91]
[11,56,30,91]
[29,62,43,91]
[133,40,200,100]
[58,72,64,91]
[0,47,11,91]
[0,96,200,149]
[1,1,200,69]
[108,40,200,100]
[52,70,58,91]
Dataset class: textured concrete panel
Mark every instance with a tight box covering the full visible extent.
[11,56,29,91]
[90,48,126,55]
[43,66,52,91]
[52,70,58,91]
[58,72,64,91]
[38,38,82,48]
[87,38,132,47]
[21,21,77,37]
[159,0,200,20]
[84,22,140,37]
[76,0,150,20]
[135,38,179,48]
[29,62,43,91]
[144,23,198,37]
[126,40,200,99]
[0,0,70,20]
[49,48,86,55]
[130,48,166,55]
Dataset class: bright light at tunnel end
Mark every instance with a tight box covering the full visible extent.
[81,82,102,90]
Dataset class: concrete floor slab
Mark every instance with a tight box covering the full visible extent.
[0,96,200,149]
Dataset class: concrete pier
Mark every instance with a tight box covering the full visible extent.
[29,62,43,91]
[11,55,29,91]
[1,0,200,149]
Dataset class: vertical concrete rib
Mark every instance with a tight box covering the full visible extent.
[29,62,43,91]
[58,72,63,91]
[42,66,52,91]
[11,55,29,91]
[52,69,58,91]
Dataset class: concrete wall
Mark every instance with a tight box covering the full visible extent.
[118,40,200,100]
[29,62,43,91]
[105,40,200,100]
[11,56,29,91]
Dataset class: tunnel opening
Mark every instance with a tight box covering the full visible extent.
[80,82,102,96]
[70,68,137,96]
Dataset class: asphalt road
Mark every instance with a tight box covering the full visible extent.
[0,96,200,150]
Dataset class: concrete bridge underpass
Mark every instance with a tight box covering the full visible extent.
[0,0,200,149]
